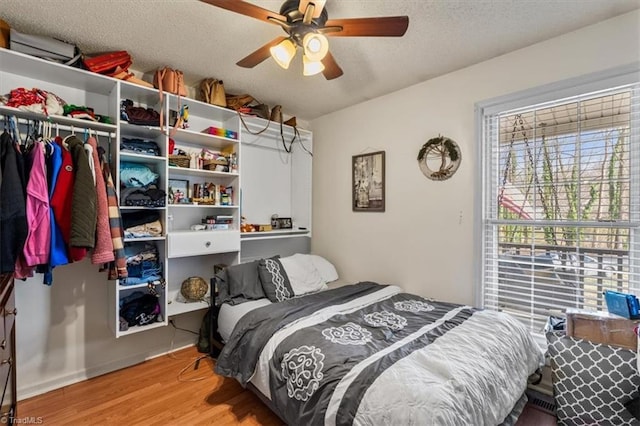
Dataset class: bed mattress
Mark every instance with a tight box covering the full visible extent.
[218,298,272,343]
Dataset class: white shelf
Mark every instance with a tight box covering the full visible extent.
[167,288,210,316]
[168,94,237,121]
[118,282,156,290]
[119,122,165,138]
[120,206,166,211]
[240,115,311,140]
[117,321,167,337]
[172,127,238,149]
[168,203,237,209]
[0,105,117,133]
[120,152,166,165]
[168,229,239,236]
[0,47,117,94]
[168,166,238,179]
[123,236,166,243]
[241,229,310,241]
[119,80,162,106]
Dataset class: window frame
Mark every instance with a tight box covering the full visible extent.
[474,63,640,321]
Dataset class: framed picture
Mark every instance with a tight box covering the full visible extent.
[352,151,385,212]
[168,179,189,204]
[276,217,293,229]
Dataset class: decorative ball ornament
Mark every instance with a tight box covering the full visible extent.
[417,136,462,181]
[180,276,208,302]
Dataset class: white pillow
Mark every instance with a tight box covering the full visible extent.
[309,254,339,283]
[279,254,327,296]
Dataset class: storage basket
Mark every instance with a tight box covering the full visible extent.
[203,159,228,171]
[169,155,190,168]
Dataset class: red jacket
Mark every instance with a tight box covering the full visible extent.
[50,136,73,249]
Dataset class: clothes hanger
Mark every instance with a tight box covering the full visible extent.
[8,116,20,145]
[44,121,54,156]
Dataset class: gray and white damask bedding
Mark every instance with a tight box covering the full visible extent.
[215,282,544,425]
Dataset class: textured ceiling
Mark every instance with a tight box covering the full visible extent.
[1,0,639,121]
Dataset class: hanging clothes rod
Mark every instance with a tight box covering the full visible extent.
[1,114,117,138]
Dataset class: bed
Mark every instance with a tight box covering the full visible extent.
[213,256,544,426]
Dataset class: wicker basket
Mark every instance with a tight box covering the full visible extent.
[169,155,190,168]
[203,159,228,171]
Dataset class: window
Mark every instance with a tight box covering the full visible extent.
[479,69,640,336]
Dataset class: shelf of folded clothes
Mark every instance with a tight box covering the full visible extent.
[122,210,164,239]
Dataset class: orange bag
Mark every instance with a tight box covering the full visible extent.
[83,51,132,76]
[154,67,186,97]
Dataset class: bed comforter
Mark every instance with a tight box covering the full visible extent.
[215,282,544,426]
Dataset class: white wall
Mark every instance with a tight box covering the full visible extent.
[310,11,640,305]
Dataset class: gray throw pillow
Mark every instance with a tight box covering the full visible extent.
[546,332,640,425]
[258,257,294,303]
[224,260,265,304]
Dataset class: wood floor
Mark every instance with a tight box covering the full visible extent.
[20,345,556,425]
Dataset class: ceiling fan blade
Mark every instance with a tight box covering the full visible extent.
[321,52,343,80]
[199,0,286,24]
[236,36,288,68]
[325,16,409,37]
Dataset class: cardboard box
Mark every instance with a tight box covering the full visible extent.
[566,308,639,350]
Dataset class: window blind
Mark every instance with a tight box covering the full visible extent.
[482,83,640,335]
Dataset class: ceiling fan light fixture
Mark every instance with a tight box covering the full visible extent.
[303,55,325,76]
[302,32,329,61]
[270,38,297,69]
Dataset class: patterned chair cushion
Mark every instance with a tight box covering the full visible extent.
[546,332,640,425]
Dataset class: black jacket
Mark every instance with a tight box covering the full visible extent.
[0,131,28,273]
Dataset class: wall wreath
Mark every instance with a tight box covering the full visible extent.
[417,135,461,181]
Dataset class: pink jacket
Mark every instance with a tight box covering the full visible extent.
[21,141,51,268]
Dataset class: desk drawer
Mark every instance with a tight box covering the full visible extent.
[168,231,239,258]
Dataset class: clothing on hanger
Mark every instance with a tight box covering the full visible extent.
[99,145,127,280]
[87,136,114,265]
[50,135,75,250]
[0,130,28,274]
[66,135,96,261]
[16,141,51,279]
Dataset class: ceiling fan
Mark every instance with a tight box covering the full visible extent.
[200,0,409,80]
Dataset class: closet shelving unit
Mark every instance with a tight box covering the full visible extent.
[164,96,241,318]
[113,81,168,337]
[0,47,313,338]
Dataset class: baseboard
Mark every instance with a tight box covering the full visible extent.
[17,343,195,401]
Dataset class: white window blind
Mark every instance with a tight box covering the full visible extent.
[481,82,640,336]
